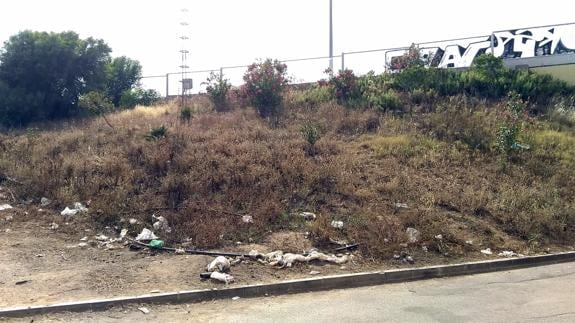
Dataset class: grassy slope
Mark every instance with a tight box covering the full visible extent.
[1,93,574,259]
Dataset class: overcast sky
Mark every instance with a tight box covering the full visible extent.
[1,0,574,94]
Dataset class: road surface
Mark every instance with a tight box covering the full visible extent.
[5,262,575,322]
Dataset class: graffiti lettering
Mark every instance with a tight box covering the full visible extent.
[387,23,575,70]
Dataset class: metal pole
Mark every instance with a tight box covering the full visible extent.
[341,52,345,71]
[165,73,169,98]
[220,67,224,79]
[329,0,333,75]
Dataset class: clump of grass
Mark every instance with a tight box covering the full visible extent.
[145,125,168,141]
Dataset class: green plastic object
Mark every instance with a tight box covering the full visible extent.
[149,239,165,249]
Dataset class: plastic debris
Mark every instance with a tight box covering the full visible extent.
[434,234,443,240]
[498,250,522,258]
[299,212,317,221]
[255,250,349,268]
[49,222,59,230]
[331,220,344,229]
[209,271,234,284]
[80,236,88,241]
[95,234,109,242]
[40,197,51,207]
[120,228,128,239]
[128,218,138,225]
[78,242,88,248]
[152,215,172,233]
[138,307,150,314]
[149,239,165,249]
[60,202,88,217]
[135,228,158,241]
[481,248,493,255]
[406,227,421,244]
[241,215,254,224]
[207,256,231,272]
[465,240,474,245]
[309,270,321,275]
[175,248,186,254]
[232,296,240,300]
[394,202,409,209]
[0,204,13,211]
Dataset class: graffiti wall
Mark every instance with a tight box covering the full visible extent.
[386,23,575,69]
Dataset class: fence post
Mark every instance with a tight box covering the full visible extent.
[165,73,169,98]
[341,52,345,72]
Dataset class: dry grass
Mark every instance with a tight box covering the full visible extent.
[1,93,574,259]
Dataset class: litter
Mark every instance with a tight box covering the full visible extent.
[498,250,522,258]
[241,215,254,224]
[128,218,138,225]
[135,228,158,241]
[209,271,234,284]
[5,215,13,221]
[434,234,443,240]
[40,197,51,207]
[138,307,150,314]
[394,202,409,209]
[95,234,109,242]
[481,248,493,255]
[78,242,88,248]
[60,202,88,217]
[309,271,321,275]
[232,296,240,300]
[406,227,421,244]
[299,212,317,221]
[119,228,128,239]
[0,204,13,211]
[207,256,231,272]
[49,222,59,230]
[80,236,88,241]
[255,250,349,268]
[152,215,172,233]
[331,220,344,229]
[149,239,165,249]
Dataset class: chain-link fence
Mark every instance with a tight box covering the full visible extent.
[140,22,575,97]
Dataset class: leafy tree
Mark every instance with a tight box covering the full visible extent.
[106,56,142,106]
[0,30,111,125]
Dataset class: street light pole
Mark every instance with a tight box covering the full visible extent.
[329,0,333,75]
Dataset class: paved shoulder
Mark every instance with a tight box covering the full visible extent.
[17,262,575,323]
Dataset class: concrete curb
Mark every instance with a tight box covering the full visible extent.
[1,251,574,318]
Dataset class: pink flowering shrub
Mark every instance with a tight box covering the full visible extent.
[240,59,289,122]
[324,69,361,105]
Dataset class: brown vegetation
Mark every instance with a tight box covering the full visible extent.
[1,92,574,260]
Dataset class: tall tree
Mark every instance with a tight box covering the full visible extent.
[0,30,111,125]
[106,56,142,106]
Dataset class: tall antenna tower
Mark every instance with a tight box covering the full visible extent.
[179,8,191,109]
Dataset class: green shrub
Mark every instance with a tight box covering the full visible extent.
[326,69,361,106]
[496,92,530,153]
[204,72,232,112]
[300,122,322,155]
[119,88,161,108]
[240,59,289,124]
[146,125,168,141]
[180,106,192,123]
[374,90,403,112]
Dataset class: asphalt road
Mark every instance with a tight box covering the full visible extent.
[7,262,575,323]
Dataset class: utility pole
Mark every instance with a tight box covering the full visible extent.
[329,0,333,75]
[179,9,190,110]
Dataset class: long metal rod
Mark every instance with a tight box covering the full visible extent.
[329,0,333,74]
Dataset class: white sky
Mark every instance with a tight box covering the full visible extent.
[1,0,574,94]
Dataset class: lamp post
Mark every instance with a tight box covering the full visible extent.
[329,0,333,75]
